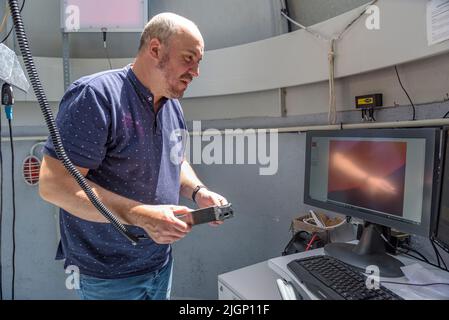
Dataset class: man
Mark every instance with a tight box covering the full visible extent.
[39,12,227,300]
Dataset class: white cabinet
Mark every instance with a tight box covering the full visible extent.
[218,261,282,300]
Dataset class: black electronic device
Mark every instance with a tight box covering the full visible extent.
[1,83,14,106]
[355,94,383,109]
[304,128,441,277]
[287,255,403,300]
[356,94,383,122]
[178,203,234,226]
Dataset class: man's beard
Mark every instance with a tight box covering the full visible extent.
[157,53,186,99]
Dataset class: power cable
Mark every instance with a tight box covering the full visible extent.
[394,65,416,121]
[0,0,24,44]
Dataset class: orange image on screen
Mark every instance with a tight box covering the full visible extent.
[328,140,407,217]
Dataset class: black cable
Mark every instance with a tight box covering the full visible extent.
[401,251,423,261]
[0,25,14,44]
[375,227,449,272]
[102,30,112,70]
[394,66,416,121]
[0,0,25,44]
[0,112,3,300]
[7,0,141,244]
[443,110,449,118]
[399,244,430,263]
[401,251,434,265]
[441,95,449,118]
[401,251,428,263]
[431,239,442,268]
[438,250,448,270]
[400,250,449,273]
[7,119,15,300]
[373,225,412,256]
[432,239,448,270]
[434,239,449,255]
[370,108,376,122]
[401,242,448,272]
[381,238,421,263]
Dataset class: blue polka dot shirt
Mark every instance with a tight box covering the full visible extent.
[44,64,187,278]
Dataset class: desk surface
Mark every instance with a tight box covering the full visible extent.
[218,261,282,300]
[268,246,449,300]
[218,243,449,300]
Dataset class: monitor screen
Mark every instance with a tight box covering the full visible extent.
[327,140,406,217]
[61,0,148,32]
[304,128,440,237]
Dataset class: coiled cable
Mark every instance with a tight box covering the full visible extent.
[7,0,142,245]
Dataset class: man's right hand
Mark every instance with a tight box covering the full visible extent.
[131,205,192,244]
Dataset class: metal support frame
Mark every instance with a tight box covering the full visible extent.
[62,31,70,91]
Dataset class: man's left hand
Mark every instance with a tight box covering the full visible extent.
[195,189,228,227]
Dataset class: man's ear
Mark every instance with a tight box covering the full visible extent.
[147,38,162,60]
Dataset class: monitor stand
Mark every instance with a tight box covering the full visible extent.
[324,223,405,278]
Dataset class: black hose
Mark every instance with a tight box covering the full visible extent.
[0,113,3,300]
[8,119,16,300]
[7,0,141,245]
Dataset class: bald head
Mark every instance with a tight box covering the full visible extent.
[139,12,203,52]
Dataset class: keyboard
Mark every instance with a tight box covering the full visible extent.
[287,255,403,300]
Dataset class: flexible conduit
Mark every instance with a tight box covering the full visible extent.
[7,0,141,245]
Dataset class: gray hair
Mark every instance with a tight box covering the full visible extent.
[139,12,200,51]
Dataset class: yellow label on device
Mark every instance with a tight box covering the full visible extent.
[358,98,374,105]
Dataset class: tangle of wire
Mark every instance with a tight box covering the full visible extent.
[280,0,379,125]
[376,228,449,273]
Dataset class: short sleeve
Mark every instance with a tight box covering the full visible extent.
[44,85,111,169]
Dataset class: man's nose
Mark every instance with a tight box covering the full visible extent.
[189,63,200,77]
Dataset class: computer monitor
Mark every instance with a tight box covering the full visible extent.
[433,130,449,253]
[304,128,442,277]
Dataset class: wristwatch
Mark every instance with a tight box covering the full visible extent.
[192,185,207,203]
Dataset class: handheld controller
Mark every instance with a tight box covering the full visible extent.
[178,203,234,226]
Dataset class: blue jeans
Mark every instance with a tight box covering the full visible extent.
[76,259,173,300]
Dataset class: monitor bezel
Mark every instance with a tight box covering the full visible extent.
[304,127,442,237]
[432,128,449,252]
